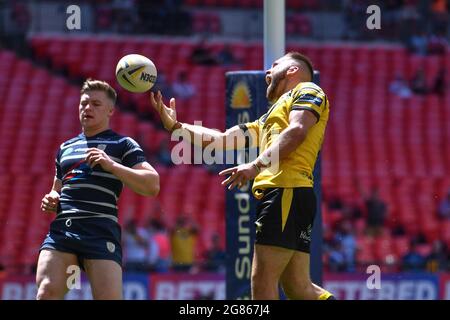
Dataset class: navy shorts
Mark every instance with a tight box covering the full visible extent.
[40,217,123,269]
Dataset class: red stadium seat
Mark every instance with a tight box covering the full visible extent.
[5,37,449,271]
[356,236,375,266]
[393,237,410,258]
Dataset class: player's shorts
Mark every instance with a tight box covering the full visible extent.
[40,217,122,268]
[254,187,316,253]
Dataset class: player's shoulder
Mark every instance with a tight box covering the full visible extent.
[59,134,84,149]
[98,129,123,141]
[291,81,325,97]
[97,130,137,145]
[112,132,141,148]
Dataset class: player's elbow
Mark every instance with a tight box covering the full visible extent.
[203,132,225,150]
[149,183,160,197]
[144,172,160,196]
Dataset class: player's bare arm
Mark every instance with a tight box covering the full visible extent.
[220,109,317,190]
[85,147,160,196]
[150,90,256,150]
[41,177,62,213]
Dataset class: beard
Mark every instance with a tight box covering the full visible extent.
[266,68,287,103]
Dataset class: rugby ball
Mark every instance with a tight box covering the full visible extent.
[115,54,157,93]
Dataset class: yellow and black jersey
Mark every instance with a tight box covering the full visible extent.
[240,82,329,199]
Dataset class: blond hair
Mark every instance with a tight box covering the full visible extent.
[80,79,117,105]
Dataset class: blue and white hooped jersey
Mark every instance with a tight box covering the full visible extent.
[55,129,147,223]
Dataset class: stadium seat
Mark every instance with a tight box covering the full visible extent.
[11,38,450,272]
[356,236,375,267]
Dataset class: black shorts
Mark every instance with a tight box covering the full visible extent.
[40,217,123,269]
[255,187,316,253]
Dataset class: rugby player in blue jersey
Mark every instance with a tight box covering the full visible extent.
[38,79,160,300]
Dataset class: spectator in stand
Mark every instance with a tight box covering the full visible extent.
[141,218,159,271]
[389,75,413,98]
[334,219,357,272]
[402,241,426,272]
[410,231,428,245]
[438,190,450,219]
[408,30,428,55]
[327,193,344,210]
[11,0,30,30]
[382,0,403,40]
[410,68,428,95]
[426,240,449,272]
[111,0,138,33]
[399,0,421,28]
[171,71,196,100]
[216,44,240,66]
[391,222,407,237]
[327,239,346,272]
[137,0,190,35]
[432,68,446,95]
[7,0,31,55]
[123,219,149,273]
[202,233,226,273]
[190,39,218,66]
[360,187,388,237]
[146,217,171,273]
[430,0,449,37]
[427,32,448,55]
[348,200,364,220]
[94,0,113,32]
[342,0,366,40]
[170,214,199,272]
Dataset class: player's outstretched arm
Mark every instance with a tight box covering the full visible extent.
[220,109,317,190]
[41,177,62,213]
[150,91,248,150]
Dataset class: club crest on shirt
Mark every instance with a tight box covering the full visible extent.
[106,241,116,253]
[97,144,107,151]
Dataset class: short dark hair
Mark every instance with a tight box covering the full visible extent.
[285,52,314,81]
[80,78,117,105]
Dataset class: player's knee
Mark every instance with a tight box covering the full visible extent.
[36,278,63,300]
[92,287,123,300]
[251,275,264,293]
[252,265,279,283]
[251,269,269,288]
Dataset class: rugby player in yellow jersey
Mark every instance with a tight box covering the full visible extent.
[150,52,334,300]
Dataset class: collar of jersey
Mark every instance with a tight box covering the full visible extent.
[80,129,113,140]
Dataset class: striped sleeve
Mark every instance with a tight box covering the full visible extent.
[290,87,326,122]
[121,137,147,168]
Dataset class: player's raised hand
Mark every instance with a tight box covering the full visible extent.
[150,90,178,132]
[85,148,116,172]
[219,162,259,190]
[41,190,60,213]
